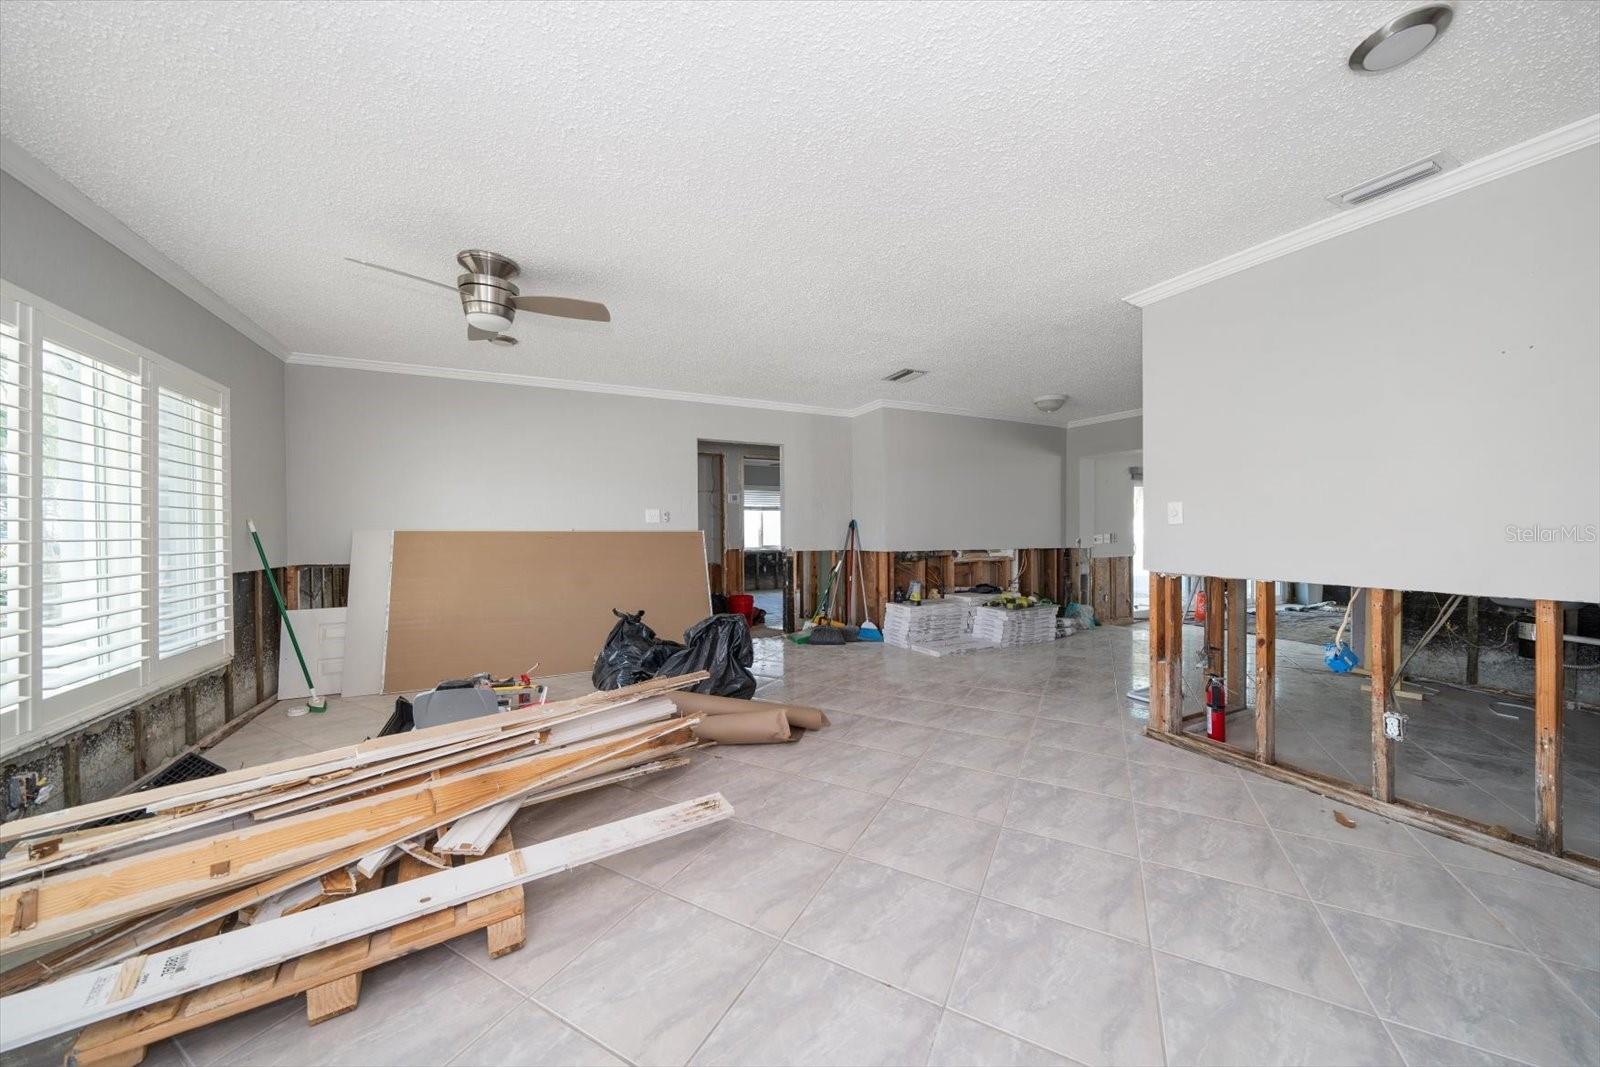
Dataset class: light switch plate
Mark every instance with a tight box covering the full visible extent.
[1167,502,1184,525]
[644,508,661,524]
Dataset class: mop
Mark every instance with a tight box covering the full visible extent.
[248,520,327,714]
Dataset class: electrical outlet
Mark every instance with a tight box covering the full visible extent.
[660,510,671,524]
[1383,710,1406,741]
[1167,501,1184,525]
[644,508,661,524]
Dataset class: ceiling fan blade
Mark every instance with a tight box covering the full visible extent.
[467,325,518,346]
[346,258,457,293]
[510,295,611,322]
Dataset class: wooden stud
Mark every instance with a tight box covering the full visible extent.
[1368,588,1399,802]
[1148,574,1184,735]
[283,566,300,612]
[64,736,82,808]
[131,705,149,779]
[1465,596,1480,687]
[1225,579,1247,709]
[1203,576,1226,684]
[1254,580,1275,764]
[253,571,266,706]
[1534,599,1564,853]
[183,686,199,747]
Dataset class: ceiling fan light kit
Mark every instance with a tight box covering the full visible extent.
[347,250,611,344]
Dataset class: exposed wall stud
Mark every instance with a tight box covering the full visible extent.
[1225,578,1247,709]
[1369,588,1399,802]
[1534,599,1564,853]
[183,686,199,747]
[1254,580,1275,763]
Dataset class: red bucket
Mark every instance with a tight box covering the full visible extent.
[727,593,755,624]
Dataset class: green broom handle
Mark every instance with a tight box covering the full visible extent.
[247,520,317,696]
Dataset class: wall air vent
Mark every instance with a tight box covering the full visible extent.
[882,368,927,383]
[1328,152,1458,209]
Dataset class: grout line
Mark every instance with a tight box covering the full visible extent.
[1244,769,1407,1061]
[1125,776,1170,1066]
[1435,858,1600,1027]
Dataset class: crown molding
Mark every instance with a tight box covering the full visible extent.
[847,397,1069,427]
[1065,408,1141,428]
[287,351,856,416]
[290,351,1134,428]
[0,137,290,361]
[1124,113,1600,308]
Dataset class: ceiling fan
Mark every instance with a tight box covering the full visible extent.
[347,250,610,346]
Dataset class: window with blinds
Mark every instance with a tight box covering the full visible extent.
[157,389,227,657]
[0,316,28,742]
[0,283,232,743]
[40,340,145,698]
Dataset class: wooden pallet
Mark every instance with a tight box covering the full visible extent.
[69,830,526,1067]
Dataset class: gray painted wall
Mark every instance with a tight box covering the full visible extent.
[1080,448,1140,559]
[285,365,854,562]
[1063,414,1143,553]
[1142,146,1600,602]
[849,408,890,548]
[868,408,1066,550]
[0,171,288,566]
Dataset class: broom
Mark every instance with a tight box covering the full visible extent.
[248,520,327,713]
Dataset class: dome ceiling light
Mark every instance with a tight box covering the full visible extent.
[1349,5,1454,73]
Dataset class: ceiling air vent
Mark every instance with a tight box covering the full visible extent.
[1328,152,1458,209]
[883,368,927,383]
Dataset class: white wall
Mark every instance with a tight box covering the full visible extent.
[0,170,288,567]
[867,408,1066,550]
[1079,449,1140,558]
[1142,145,1600,602]
[1062,414,1143,552]
[286,365,853,562]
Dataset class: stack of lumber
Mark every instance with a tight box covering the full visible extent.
[0,673,732,1052]
[972,603,1058,647]
[881,601,966,650]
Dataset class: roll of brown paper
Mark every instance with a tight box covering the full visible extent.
[692,708,792,745]
[666,691,831,732]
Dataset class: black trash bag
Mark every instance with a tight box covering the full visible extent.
[592,609,685,690]
[657,614,757,699]
[592,610,756,698]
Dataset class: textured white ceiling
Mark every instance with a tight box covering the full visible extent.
[2,1,1597,421]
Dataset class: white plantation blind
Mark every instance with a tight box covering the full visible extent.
[0,283,232,744]
[158,388,227,657]
[0,315,29,741]
[40,339,145,698]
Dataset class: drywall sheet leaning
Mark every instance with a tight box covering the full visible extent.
[383,530,711,692]
[341,529,395,696]
[277,608,347,698]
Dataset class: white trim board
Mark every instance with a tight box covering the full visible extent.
[0,138,290,361]
[1124,113,1600,308]
[287,351,1137,429]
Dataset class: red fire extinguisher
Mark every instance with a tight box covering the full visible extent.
[1205,675,1227,743]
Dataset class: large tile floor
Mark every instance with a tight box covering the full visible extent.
[77,627,1600,1065]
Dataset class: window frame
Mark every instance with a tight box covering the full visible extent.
[1,282,233,748]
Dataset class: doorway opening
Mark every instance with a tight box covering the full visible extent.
[697,440,788,632]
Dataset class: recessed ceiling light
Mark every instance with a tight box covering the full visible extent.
[1349,5,1454,73]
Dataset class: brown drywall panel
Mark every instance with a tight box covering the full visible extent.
[383,531,711,692]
